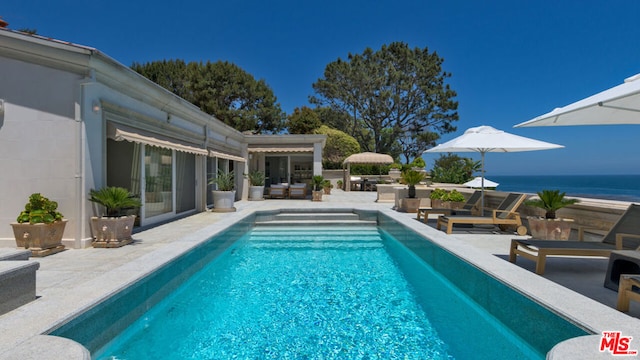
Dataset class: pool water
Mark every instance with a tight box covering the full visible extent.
[94,225,542,359]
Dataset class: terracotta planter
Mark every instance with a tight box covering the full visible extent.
[312,190,323,201]
[91,215,136,248]
[323,187,331,195]
[445,201,466,210]
[249,186,265,201]
[400,198,421,213]
[11,220,67,257]
[527,217,574,240]
[212,190,236,212]
[431,199,444,208]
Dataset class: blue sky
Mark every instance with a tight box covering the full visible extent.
[4,1,640,175]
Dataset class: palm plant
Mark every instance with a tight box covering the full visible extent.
[311,175,325,191]
[209,170,235,191]
[401,170,426,198]
[89,187,141,217]
[524,189,579,219]
[245,170,265,186]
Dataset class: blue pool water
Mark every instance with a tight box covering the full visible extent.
[93,225,543,359]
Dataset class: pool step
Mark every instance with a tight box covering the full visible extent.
[254,211,377,226]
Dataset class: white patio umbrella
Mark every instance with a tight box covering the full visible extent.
[464,176,499,188]
[515,73,640,127]
[424,125,563,214]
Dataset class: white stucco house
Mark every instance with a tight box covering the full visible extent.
[0,27,325,249]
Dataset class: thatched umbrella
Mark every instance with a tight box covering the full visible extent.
[342,152,394,191]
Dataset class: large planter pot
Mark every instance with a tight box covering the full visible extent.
[400,198,421,213]
[445,201,466,210]
[527,217,574,240]
[212,190,236,212]
[90,215,136,248]
[323,187,332,195]
[431,199,444,208]
[312,190,323,202]
[249,186,265,201]
[11,220,67,257]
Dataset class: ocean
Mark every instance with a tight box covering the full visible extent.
[489,175,640,203]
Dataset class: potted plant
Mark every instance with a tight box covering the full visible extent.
[401,169,425,198]
[209,170,236,212]
[311,175,325,201]
[88,187,142,247]
[429,188,448,208]
[245,170,266,201]
[336,179,344,190]
[388,164,402,182]
[442,189,466,210]
[11,193,67,257]
[524,189,579,240]
[322,179,333,195]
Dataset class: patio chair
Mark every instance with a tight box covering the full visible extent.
[509,204,640,275]
[268,184,288,199]
[417,190,482,222]
[436,193,528,235]
[288,183,307,199]
[617,274,640,312]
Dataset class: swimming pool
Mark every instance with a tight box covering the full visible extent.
[50,210,588,358]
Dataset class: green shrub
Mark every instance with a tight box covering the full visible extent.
[17,193,64,224]
[429,188,447,200]
[89,187,141,217]
[444,189,465,202]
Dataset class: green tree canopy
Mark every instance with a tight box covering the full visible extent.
[286,106,322,134]
[310,42,458,163]
[313,125,360,169]
[131,59,285,134]
[430,153,481,184]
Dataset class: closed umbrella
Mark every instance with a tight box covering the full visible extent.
[515,73,640,127]
[424,125,563,214]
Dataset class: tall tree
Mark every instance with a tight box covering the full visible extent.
[286,106,322,134]
[310,42,458,163]
[131,60,285,134]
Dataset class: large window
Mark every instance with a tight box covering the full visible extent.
[107,138,200,225]
[144,145,173,218]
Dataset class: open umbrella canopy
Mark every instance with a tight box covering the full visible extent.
[343,152,394,165]
[515,73,640,127]
[424,125,563,214]
[426,125,565,153]
[464,177,499,188]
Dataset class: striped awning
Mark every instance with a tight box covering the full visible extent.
[107,122,208,156]
[248,145,314,153]
[208,149,245,162]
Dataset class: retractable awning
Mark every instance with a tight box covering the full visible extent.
[248,145,314,153]
[107,122,208,156]
[208,149,245,162]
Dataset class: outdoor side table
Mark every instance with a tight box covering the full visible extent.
[604,250,640,291]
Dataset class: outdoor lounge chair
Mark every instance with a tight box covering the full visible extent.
[617,274,640,312]
[509,204,640,275]
[288,183,307,199]
[436,193,528,235]
[268,184,288,199]
[417,190,482,222]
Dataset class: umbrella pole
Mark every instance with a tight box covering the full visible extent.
[481,152,485,216]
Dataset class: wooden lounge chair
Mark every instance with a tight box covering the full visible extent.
[288,183,307,199]
[509,204,640,275]
[417,190,482,222]
[617,274,640,312]
[268,184,288,199]
[436,193,528,235]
